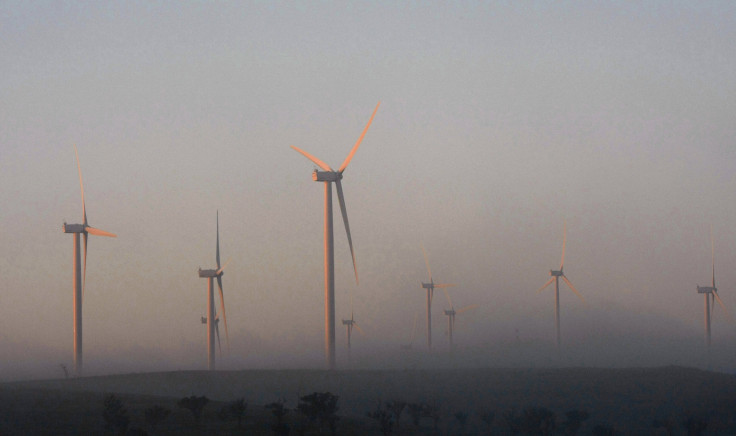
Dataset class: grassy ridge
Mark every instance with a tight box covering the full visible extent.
[2,366,736,434]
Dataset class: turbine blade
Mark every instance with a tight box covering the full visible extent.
[441,287,453,309]
[215,316,222,357]
[712,291,732,322]
[560,220,567,270]
[216,210,221,269]
[290,146,333,171]
[434,283,456,289]
[335,179,358,285]
[421,244,432,282]
[338,102,381,173]
[82,232,87,302]
[457,304,478,314]
[85,227,117,237]
[216,258,232,275]
[561,274,585,303]
[354,322,365,336]
[74,145,87,226]
[537,277,555,293]
[217,275,230,351]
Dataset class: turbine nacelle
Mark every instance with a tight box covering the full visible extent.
[198,269,222,278]
[549,269,563,277]
[697,286,716,294]
[342,319,355,326]
[312,170,342,182]
[444,309,456,316]
[63,223,85,233]
[422,282,434,289]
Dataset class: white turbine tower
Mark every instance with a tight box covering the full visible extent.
[697,228,731,347]
[537,222,584,347]
[420,246,455,350]
[62,145,116,376]
[197,211,231,371]
[291,102,380,370]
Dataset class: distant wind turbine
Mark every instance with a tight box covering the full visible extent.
[696,228,731,347]
[420,246,455,350]
[291,102,380,370]
[537,222,584,346]
[62,145,116,376]
[197,211,231,371]
[341,300,364,364]
[441,288,478,352]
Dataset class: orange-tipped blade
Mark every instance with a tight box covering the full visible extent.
[537,277,555,293]
[217,275,230,351]
[421,244,432,282]
[560,220,567,270]
[339,102,380,173]
[216,210,221,269]
[434,283,456,289]
[74,145,87,226]
[86,227,117,237]
[291,145,333,171]
[216,258,231,275]
[335,179,358,285]
[441,287,453,309]
[561,275,585,303]
[457,304,478,314]
[712,291,733,322]
[354,322,365,336]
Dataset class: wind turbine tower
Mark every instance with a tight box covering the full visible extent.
[62,146,116,376]
[537,222,584,346]
[197,211,231,371]
[291,102,380,370]
[420,246,455,350]
[441,289,477,352]
[696,229,729,347]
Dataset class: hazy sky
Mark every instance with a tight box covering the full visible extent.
[2,2,736,379]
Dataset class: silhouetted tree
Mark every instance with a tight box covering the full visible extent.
[297,391,340,435]
[562,410,589,435]
[682,415,708,436]
[407,402,424,427]
[520,407,556,435]
[592,423,614,436]
[652,417,675,436]
[144,405,171,432]
[421,403,441,431]
[218,398,247,428]
[266,400,290,436]
[502,407,522,435]
[387,400,406,428]
[479,409,495,434]
[102,394,130,435]
[177,395,209,426]
[454,411,469,435]
[367,403,394,436]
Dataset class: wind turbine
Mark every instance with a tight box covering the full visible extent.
[201,313,222,357]
[441,288,478,352]
[420,246,455,350]
[62,145,116,376]
[537,222,584,347]
[341,308,364,364]
[197,211,231,371]
[291,102,380,370]
[696,228,730,347]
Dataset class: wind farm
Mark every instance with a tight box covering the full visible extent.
[4,2,736,434]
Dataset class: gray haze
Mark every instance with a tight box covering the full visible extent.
[2,2,736,380]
